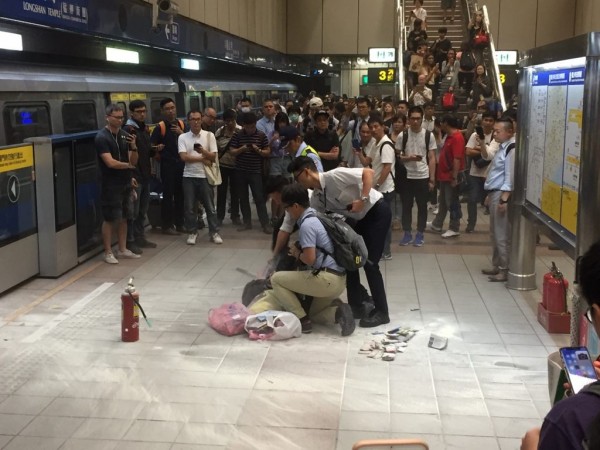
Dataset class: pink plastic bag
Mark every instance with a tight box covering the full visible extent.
[208,303,250,336]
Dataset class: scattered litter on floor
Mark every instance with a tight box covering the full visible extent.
[428,333,448,350]
[359,327,419,362]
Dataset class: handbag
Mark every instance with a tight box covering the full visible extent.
[442,92,456,110]
[473,31,489,48]
[204,157,222,186]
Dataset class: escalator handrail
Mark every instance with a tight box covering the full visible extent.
[481,5,507,111]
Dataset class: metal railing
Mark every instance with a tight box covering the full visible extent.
[396,0,409,100]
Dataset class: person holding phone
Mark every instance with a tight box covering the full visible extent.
[345,121,375,168]
[521,239,600,450]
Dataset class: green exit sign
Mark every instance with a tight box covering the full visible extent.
[362,75,368,84]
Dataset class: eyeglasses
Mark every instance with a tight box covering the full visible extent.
[293,169,305,181]
[585,307,595,323]
[133,109,146,114]
[109,115,124,120]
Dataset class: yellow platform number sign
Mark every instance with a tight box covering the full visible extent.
[368,68,396,84]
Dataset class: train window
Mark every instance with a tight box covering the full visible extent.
[207,97,214,108]
[215,97,222,112]
[3,104,51,145]
[150,99,163,123]
[62,102,98,134]
[190,96,200,112]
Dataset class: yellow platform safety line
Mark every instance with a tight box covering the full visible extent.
[3,261,103,324]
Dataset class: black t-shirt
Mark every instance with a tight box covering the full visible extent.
[304,129,340,172]
[95,127,131,186]
[123,119,152,181]
[229,129,269,173]
[150,119,184,163]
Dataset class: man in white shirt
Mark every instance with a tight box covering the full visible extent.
[409,74,433,107]
[397,106,437,247]
[178,110,223,246]
[288,157,392,328]
[366,117,396,260]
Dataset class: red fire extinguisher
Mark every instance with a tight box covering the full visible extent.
[542,262,569,314]
[121,278,139,342]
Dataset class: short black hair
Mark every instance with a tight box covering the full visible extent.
[265,175,292,195]
[502,109,517,123]
[287,156,317,175]
[408,105,424,117]
[160,98,175,109]
[438,27,447,34]
[240,97,252,104]
[129,99,146,112]
[106,104,123,115]
[356,96,371,108]
[397,100,409,109]
[187,109,201,118]
[495,118,514,132]
[392,114,407,125]
[440,114,460,128]
[240,111,258,125]
[359,120,371,131]
[222,108,237,121]
[368,116,384,127]
[481,111,496,121]
[579,240,600,308]
[281,183,310,208]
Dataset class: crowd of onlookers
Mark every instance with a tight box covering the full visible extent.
[405,0,497,112]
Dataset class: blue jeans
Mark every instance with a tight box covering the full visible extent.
[233,170,269,227]
[182,177,219,234]
[346,200,392,315]
[432,181,462,232]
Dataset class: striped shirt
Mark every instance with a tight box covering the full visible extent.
[230,128,269,173]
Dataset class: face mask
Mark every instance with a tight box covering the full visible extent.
[241,107,251,113]
[289,114,299,123]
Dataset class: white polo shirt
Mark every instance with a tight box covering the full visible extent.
[368,135,395,194]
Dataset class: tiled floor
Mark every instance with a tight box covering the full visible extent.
[0,206,572,450]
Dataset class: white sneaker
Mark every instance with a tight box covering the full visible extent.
[432,206,439,215]
[441,230,460,238]
[116,249,141,259]
[211,233,223,245]
[187,233,198,245]
[104,253,118,264]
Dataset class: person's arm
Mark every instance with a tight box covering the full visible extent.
[291,245,316,267]
[99,151,134,170]
[427,148,436,190]
[423,87,433,102]
[202,133,218,162]
[376,163,392,187]
[349,167,374,213]
[272,230,291,257]
[520,428,540,450]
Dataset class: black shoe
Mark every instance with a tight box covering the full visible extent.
[126,242,143,255]
[465,225,475,233]
[335,304,356,337]
[261,225,274,234]
[300,316,312,334]
[359,310,390,328]
[136,238,157,248]
[176,225,186,233]
[237,224,252,232]
[162,227,179,236]
[231,217,242,226]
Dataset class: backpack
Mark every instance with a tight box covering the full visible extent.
[305,211,368,272]
[460,51,476,71]
[158,119,185,137]
[393,130,432,193]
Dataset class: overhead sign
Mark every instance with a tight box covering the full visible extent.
[494,50,518,66]
[369,48,396,63]
[4,0,89,31]
[367,68,396,84]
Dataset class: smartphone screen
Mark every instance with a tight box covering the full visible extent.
[560,346,598,394]
[352,139,360,148]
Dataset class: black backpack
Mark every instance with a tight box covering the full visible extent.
[305,211,368,272]
[460,51,476,71]
[391,130,432,193]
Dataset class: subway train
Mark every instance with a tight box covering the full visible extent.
[0,61,298,147]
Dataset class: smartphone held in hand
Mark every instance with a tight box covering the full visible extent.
[559,346,598,394]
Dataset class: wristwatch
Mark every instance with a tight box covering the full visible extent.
[360,195,369,203]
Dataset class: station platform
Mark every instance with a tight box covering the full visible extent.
[0,207,571,450]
